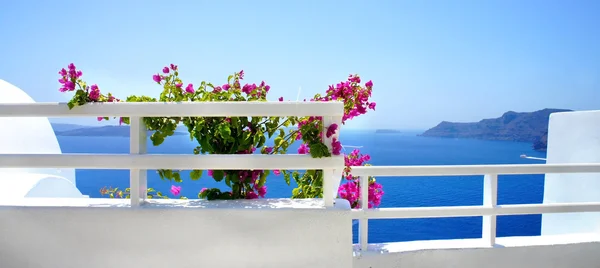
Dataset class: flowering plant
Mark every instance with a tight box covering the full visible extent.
[58,63,383,207]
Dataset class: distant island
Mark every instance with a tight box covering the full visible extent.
[420,108,572,151]
[51,123,187,137]
[375,129,402,134]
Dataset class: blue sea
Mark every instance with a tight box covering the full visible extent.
[57,130,547,244]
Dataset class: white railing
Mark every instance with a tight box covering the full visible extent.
[5,101,600,253]
[0,102,345,207]
[351,164,600,251]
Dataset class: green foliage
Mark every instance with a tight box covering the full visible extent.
[71,67,334,201]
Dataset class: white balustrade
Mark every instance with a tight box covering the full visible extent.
[0,101,345,207]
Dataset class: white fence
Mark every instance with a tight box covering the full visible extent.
[0,102,345,206]
[351,164,600,251]
[3,102,600,255]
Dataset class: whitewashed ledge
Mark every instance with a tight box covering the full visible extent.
[0,197,354,268]
[0,197,352,209]
[353,233,600,268]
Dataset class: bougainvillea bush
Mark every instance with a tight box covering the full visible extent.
[58,63,383,208]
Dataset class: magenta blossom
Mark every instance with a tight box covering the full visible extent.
[246,191,258,199]
[257,186,267,197]
[331,138,342,155]
[152,74,161,83]
[278,97,283,101]
[298,143,309,154]
[273,170,281,175]
[162,67,170,74]
[326,123,338,138]
[170,185,181,196]
[175,82,183,88]
[368,102,376,110]
[185,83,195,94]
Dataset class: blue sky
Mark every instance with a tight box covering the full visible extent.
[1,0,599,129]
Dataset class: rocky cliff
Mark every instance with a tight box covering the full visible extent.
[420,108,571,150]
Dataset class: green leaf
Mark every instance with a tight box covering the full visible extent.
[283,172,291,185]
[274,136,283,147]
[225,174,231,187]
[190,170,202,180]
[212,170,225,182]
[218,124,231,139]
[200,136,214,152]
[258,135,266,148]
[258,172,267,187]
[173,172,182,183]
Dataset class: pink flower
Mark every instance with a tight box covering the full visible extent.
[97,117,103,121]
[152,74,161,83]
[365,80,373,88]
[185,83,195,94]
[170,64,178,71]
[298,143,309,154]
[368,102,376,110]
[257,186,267,197]
[273,170,281,176]
[278,97,283,101]
[89,84,100,101]
[208,170,214,177]
[170,185,181,196]
[200,188,208,194]
[326,123,338,138]
[331,138,342,155]
[265,147,273,154]
[222,84,230,91]
[246,191,258,199]
[239,70,244,79]
[162,67,170,74]
[175,82,183,88]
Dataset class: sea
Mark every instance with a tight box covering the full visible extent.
[56,130,547,244]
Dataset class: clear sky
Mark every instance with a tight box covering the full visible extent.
[1,0,599,130]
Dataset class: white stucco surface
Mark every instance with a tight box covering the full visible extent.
[0,198,353,268]
[353,234,600,268]
[542,110,600,235]
[0,79,77,186]
[0,172,87,198]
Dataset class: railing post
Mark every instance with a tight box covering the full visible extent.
[130,117,147,207]
[359,175,369,252]
[322,116,336,207]
[483,173,498,246]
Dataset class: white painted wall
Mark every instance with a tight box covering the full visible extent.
[0,198,353,268]
[0,172,87,199]
[353,235,600,268]
[542,110,600,235]
[0,79,77,186]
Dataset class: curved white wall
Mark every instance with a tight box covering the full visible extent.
[0,173,86,199]
[0,79,77,186]
[542,110,600,235]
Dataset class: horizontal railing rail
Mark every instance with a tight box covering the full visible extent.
[0,101,345,207]
[353,163,600,252]
[0,154,343,170]
[0,101,344,117]
[351,163,600,176]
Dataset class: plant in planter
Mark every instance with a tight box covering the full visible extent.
[58,63,383,207]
